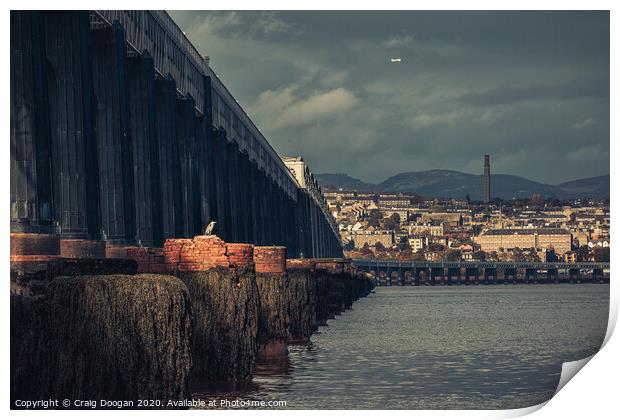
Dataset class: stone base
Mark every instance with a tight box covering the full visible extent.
[286,258,316,270]
[164,236,255,272]
[127,247,166,273]
[226,243,254,268]
[315,259,345,273]
[60,239,106,259]
[254,246,287,273]
[10,233,60,257]
[256,339,288,361]
[105,244,133,259]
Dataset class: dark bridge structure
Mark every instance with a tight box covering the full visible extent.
[10,10,342,260]
[353,260,610,286]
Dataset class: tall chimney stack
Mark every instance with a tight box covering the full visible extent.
[483,154,491,203]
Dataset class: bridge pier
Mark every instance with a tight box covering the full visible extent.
[569,268,581,283]
[91,21,136,254]
[237,151,251,244]
[225,141,240,242]
[403,270,413,286]
[430,267,443,285]
[213,130,230,240]
[412,268,420,286]
[248,161,261,245]
[446,267,460,285]
[483,268,496,284]
[10,11,60,261]
[503,268,517,284]
[524,268,538,284]
[128,53,162,246]
[546,268,559,284]
[44,11,104,258]
[155,76,184,239]
[593,268,605,283]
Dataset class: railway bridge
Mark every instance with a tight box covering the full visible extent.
[353,260,610,286]
[10,10,342,260]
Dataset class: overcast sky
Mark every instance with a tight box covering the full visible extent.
[169,11,609,184]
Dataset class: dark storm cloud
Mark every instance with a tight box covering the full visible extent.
[169,10,609,184]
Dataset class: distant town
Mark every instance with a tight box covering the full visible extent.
[322,156,610,263]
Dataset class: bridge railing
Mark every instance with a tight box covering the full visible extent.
[93,10,300,199]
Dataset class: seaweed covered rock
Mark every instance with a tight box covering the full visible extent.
[46,258,138,278]
[314,270,332,325]
[10,264,48,296]
[11,274,192,405]
[179,267,259,386]
[10,258,138,297]
[286,269,318,344]
[354,273,374,298]
[10,295,49,404]
[255,272,290,359]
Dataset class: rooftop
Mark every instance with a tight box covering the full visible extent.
[483,228,571,236]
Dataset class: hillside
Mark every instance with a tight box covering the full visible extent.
[316,170,609,200]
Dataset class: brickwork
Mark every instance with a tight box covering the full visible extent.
[10,255,61,263]
[286,259,317,271]
[105,244,132,259]
[226,243,254,267]
[315,259,353,274]
[60,239,106,259]
[126,247,166,273]
[164,235,254,272]
[10,233,60,256]
[254,246,287,273]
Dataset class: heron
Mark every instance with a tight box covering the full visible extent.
[205,221,217,235]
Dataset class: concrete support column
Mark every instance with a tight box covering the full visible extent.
[204,126,219,233]
[212,129,229,240]
[311,202,319,257]
[10,11,60,258]
[44,11,103,257]
[198,76,214,234]
[91,22,135,250]
[155,76,181,241]
[127,53,160,247]
[225,141,240,242]
[266,179,276,244]
[307,196,314,257]
[287,195,298,258]
[193,118,208,237]
[239,152,253,243]
[255,167,268,245]
[176,96,201,238]
[247,161,260,245]
[276,186,285,246]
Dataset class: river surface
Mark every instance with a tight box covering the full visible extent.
[195,284,609,409]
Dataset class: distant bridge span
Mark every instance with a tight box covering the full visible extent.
[352,259,610,286]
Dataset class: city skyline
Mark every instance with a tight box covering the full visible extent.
[170,10,610,185]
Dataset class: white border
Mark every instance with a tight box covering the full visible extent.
[2,1,616,419]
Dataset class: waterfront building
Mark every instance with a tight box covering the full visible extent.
[475,228,572,254]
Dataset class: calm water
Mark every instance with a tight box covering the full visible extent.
[195,285,609,409]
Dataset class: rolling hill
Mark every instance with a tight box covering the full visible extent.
[315,171,609,200]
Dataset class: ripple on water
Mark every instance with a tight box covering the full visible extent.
[194,284,608,409]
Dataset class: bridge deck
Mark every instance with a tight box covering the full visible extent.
[92,10,298,197]
[353,259,610,270]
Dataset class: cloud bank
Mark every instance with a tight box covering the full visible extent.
[170,10,609,184]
